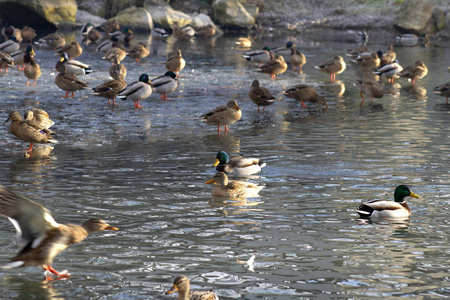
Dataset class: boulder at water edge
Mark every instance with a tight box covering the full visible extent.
[394,0,446,34]
[213,0,255,30]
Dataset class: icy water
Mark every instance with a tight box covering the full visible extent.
[0,29,450,299]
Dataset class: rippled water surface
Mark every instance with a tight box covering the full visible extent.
[0,29,450,299]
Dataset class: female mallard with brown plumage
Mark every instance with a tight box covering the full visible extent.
[24,53,41,86]
[0,184,117,280]
[235,37,251,48]
[23,108,55,130]
[195,24,215,38]
[353,51,381,70]
[315,55,346,81]
[171,22,195,39]
[356,185,420,219]
[20,26,36,44]
[354,80,385,107]
[126,42,149,62]
[101,19,120,33]
[213,151,266,176]
[200,100,242,132]
[290,48,306,72]
[381,44,396,65]
[4,111,57,152]
[166,275,219,300]
[0,50,14,72]
[282,84,328,108]
[398,59,428,86]
[55,41,82,60]
[55,63,89,98]
[259,55,287,79]
[91,76,127,106]
[205,172,263,198]
[36,32,65,49]
[248,79,275,111]
[433,81,450,103]
[165,49,186,75]
[103,44,127,64]
[109,55,127,80]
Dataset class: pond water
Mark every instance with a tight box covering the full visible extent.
[0,28,449,299]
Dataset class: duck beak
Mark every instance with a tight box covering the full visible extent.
[409,192,420,198]
[60,57,64,62]
[166,284,178,294]
[205,178,214,184]
[105,226,119,230]
[236,105,241,111]
[212,158,220,167]
[31,49,36,56]
[4,117,11,124]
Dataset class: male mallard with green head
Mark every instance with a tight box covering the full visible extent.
[117,73,153,108]
[151,71,179,100]
[213,151,266,176]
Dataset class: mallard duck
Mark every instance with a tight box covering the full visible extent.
[243,47,273,65]
[290,48,306,72]
[395,33,428,46]
[205,172,263,198]
[353,51,381,70]
[373,60,403,83]
[11,45,34,70]
[346,45,368,59]
[381,45,396,65]
[103,44,127,64]
[12,28,22,43]
[109,28,133,45]
[109,56,127,80]
[56,52,92,76]
[259,55,287,79]
[1,22,14,40]
[20,26,36,44]
[354,80,385,107]
[92,77,127,106]
[23,108,54,130]
[165,49,186,75]
[398,59,428,86]
[81,23,100,43]
[271,41,295,58]
[101,19,120,33]
[248,79,275,111]
[55,64,89,98]
[96,37,120,53]
[36,32,65,49]
[0,184,117,279]
[213,151,266,175]
[117,73,153,108]
[126,42,149,62]
[315,55,346,81]
[0,36,20,53]
[200,100,242,132]
[356,185,420,218]
[24,55,41,86]
[195,24,215,38]
[4,111,57,151]
[151,24,170,39]
[166,275,219,300]
[55,41,82,59]
[0,50,14,72]
[235,37,251,48]
[433,81,450,103]
[151,71,179,100]
[282,84,328,108]
[172,22,195,39]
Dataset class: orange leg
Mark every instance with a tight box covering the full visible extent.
[26,79,30,85]
[360,92,365,108]
[300,100,308,108]
[112,98,118,105]
[62,91,70,98]
[270,74,276,79]
[163,93,170,100]
[108,99,112,105]
[135,58,139,62]
[24,142,34,152]
[134,100,143,108]
[43,265,70,281]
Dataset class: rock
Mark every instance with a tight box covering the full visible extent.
[144,1,192,29]
[212,0,255,30]
[0,0,77,28]
[77,0,106,18]
[394,0,447,34]
[76,10,107,27]
[114,6,154,31]
[191,13,223,35]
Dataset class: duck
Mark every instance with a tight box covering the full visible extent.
[81,23,100,43]
[315,55,346,81]
[20,26,36,44]
[354,80,385,107]
[172,22,195,39]
[346,45,368,59]
[101,19,120,33]
[24,54,41,86]
[11,45,34,70]
[151,24,170,39]
[259,55,287,79]
[109,28,133,45]
[151,71,179,100]
[12,28,22,43]
[166,275,219,300]
[56,52,92,76]
[353,51,381,70]
[23,108,55,130]
[243,47,273,65]
[4,111,57,152]
[36,32,65,49]
[248,79,276,111]
[213,150,266,176]
[282,84,328,108]
[91,76,127,106]
[205,172,263,198]
[0,36,20,53]
[395,33,428,46]
[398,59,428,86]
[433,81,450,103]
[195,24,215,38]
[165,49,186,75]
[102,44,127,64]
[200,100,242,132]
[1,22,14,40]
[96,37,120,53]
[117,73,153,108]
[0,50,14,72]
[0,183,117,279]
[381,44,396,65]
[109,56,127,80]
[235,37,251,48]
[290,48,306,72]
[55,41,82,59]
[356,185,420,218]
[55,63,90,98]
[373,60,403,83]
[271,41,295,58]
[126,42,149,62]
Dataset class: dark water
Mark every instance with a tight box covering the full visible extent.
[0,29,449,299]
